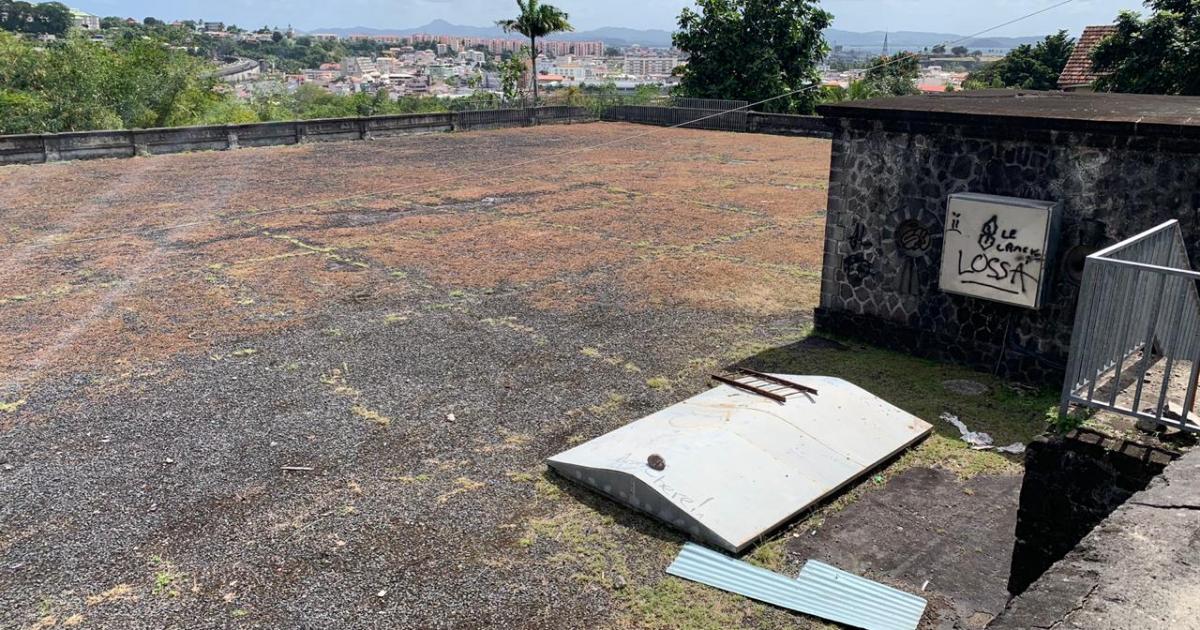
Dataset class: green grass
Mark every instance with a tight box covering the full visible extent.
[749,335,1058,451]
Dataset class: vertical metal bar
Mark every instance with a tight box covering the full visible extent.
[1061,262,1099,413]
[1154,278,1190,424]
[1108,266,1141,407]
[1085,259,1117,402]
[1131,273,1167,413]
[1182,302,1200,431]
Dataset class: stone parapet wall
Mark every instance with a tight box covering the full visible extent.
[1006,430,1176,596]
[990,442,1198,629]
[0,108,589,166]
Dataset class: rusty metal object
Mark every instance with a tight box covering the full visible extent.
[738,368,819,395]
[710,374,788,403]
[647,454,666,471]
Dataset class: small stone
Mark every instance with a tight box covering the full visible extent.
[612,574,626,590]
[1135,417,1165,434]
[376,589,387,598]
[2,464,12,471]
[445,413,456,422]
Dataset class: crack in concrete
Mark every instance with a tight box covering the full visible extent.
[1129,501,1200,511]
[1043,581,1100,630]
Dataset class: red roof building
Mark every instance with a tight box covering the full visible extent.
[1058,25,1118,91]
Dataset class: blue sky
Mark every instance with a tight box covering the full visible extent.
[77,0,1146,36]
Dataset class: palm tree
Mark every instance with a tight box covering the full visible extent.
[496,0,573,106]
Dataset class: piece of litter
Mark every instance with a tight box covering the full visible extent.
[281,466,314,472]
[994,443,1026,455]
[666,543,926,630]
[921,580,929,592]
[445,413,456,422]
[376,589,387,598]
[939,412,993,448]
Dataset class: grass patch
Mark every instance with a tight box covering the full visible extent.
[0,399,26,414]
[351,405,391,427]
[150,557,184,598]
[645,376,672,391]
[580,347,602,358]
[588,392,628,416]
[85,584,134,606]
[747,334,1057,460]
[437,477,485,503]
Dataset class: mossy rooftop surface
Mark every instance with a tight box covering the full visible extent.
[0,123,1053,628]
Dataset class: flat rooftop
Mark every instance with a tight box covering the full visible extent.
[819,89,1200,135]
[0,123,1053,628]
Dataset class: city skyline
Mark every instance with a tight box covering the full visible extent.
[78,0,1147,38]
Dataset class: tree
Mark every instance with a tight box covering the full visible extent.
[1092,0,1200,95]
[671,0,832,114]
[931,44,946,54]
[0,1,71,35]
[950,45,969,56]
[495,0,573,105]
[964,31,1074,90]
[604,46,620,57]
[500,52,527,103]
[861,52,920,96]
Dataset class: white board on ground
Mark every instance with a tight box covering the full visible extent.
[938,193,1059,309]
[546,375,932,552]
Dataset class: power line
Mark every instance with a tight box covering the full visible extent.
[2,0,1076,252]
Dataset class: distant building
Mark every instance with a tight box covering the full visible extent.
[203,21,225,32]
[69,8,100,30]
[311,33,340,41]
[624,56,679,77]
[1058,25,1118,91]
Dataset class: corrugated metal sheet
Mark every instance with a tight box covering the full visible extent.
[666,543,926,630]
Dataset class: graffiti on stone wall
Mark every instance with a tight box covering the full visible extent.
[894,219,933,295]
[939,193,1058,309]
[843,222,875,285]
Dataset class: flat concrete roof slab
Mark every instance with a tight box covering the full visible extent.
[547,375,932,552]
[817,90,1200,138]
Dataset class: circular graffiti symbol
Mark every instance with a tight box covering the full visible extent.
[895,220,932,257]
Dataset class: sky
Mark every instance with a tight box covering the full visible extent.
[79,0,1147,36]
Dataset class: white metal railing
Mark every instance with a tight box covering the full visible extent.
[1061,220,1200,431]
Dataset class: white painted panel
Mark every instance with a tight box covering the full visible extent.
[938,193,1058,309]
[547,376,932,551]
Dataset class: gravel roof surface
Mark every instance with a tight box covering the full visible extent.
[0,123,834,628]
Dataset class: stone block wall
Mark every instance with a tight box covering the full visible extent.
[1006,429,1176,595]
[815,94,1200,383]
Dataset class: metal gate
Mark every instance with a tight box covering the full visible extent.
[1061,220,1200,431]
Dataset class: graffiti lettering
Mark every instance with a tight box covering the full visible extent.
[955,214,1043,296]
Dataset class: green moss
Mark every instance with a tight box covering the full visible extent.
[645,376,672,391]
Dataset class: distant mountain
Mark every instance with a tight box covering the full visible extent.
[825,29,1044,50]
[307,20,1045,50]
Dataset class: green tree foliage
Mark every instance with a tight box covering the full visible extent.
[671,0,832,114]
[860,52,920,97]
[950,45,969,56]
[0,0,70,35]
[499,52,528,103]
[1092,0,1200,95]
[0,31,227,133]
[496,0,573,105]
[964,31,1074,90]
